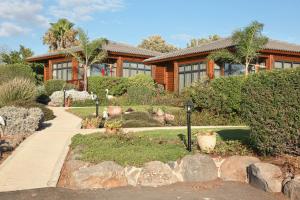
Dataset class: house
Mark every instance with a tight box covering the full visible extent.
[27,38,300,93]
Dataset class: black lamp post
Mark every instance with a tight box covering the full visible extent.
[95,97,99,117]
[63,89,66,107]
[186,100,194,152]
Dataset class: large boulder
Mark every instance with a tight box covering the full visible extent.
[283,175,300,200]
[49,90,92,106]
[220,156,260,182]
[125,166,142,186]
[174,154,218,182]
[248,162,283,193]
[107,106,122,117]
[137,161,179,187]
[72,161,127,189]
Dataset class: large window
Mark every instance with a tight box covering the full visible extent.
[214,64,221,78]
[89,63,116,77]
[179,62,207,91]
[122,61,151,77]
[274,61,300,69]
[52,61,73,81]
[224,63,245,76]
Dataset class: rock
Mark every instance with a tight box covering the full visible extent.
[156,108,165,116]
[64,159,90,188]
[107,106,122,117]
[137,161,179,187]
[174,154,218,182]
[248,162,283,193]
[165,114,175,122]
[283,175,300,200]
[125,166,142,186]
[72,161,127,189]
[220,156,260,182]
[153,115,165,124]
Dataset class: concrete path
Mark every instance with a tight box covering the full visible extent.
[0,107,82,192]
[0,181,287,200]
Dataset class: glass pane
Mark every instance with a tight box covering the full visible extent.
[293,63,300,68]
[123,68,129,78]
[67,69,72,80]
[230,64,244,75]
[68,62,72,68]
[145,65,151,70]
[179,66,185,72]
[138,64,144,69]
[200,63,206,70]
[130,69,137,76]
[52,70,57,79]
[214,64,221,78]
[63,63,68,68]
[78,67,84,79]
[193,72,199,82]
[145,70,151,75]
[185,65,191,71]
[130,63,137,69]
[62,69,66,80]
[274,62,283,69]
[200,70,207,78]
[179,74,185,92]
[192,64,198,71]
[90,64,101,76]
[284,62,292,69]
[224,63,230,76]
[53,64,57,69]
[58,63,63,69]
[123,62,130,68]
[185,73,192,87]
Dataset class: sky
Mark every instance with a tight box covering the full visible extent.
[0,0,300,55]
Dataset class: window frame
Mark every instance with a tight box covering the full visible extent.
[122,61,152,77]
[52,61,73,81]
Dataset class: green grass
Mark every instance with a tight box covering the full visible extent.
[68,106,181,119]
[71,128,251,167]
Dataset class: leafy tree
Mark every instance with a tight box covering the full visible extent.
[138,35,177,53]
[67,28,108,91]
[187,35,221,47]
[43,18,79,51]
[0,45,33,64]
[208,21,268,76]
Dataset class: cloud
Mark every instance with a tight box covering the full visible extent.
[0,22,30,37]
[0,0,49,27]
[49,0,124,21]
[171,33,194,42]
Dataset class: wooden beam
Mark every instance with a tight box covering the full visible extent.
[174,61,179,93]
[207,59,215,79]
[266,54,274,70]
[116,56,123,77]
[72,58,79,80]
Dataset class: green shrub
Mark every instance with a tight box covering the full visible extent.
[44,80,76,96]
[0,78,37,107]
[88,76,128,99]
[72,99,95,107]
[128,74,155,90]
[9,100,55,121]
[241,69,300,156]
[126,86,155,105]
[0,64,35,85]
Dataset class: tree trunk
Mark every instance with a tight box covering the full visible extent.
[245,63,249,76]
[83,64,88,91]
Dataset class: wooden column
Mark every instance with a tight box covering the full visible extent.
[48,60,53,80]
[151,65,156,79]
[207,59,215,79]
[174,61,179,93]
[116,57,123,77]
[266,54,274,70]
[72,58,79,80]
[43,62,49,82]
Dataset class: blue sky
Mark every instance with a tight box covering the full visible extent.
[0,0,300,55]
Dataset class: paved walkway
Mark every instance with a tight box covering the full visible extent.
[0,107,83,192]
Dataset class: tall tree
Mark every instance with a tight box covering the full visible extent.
[187,35,221,48]
[0,45,33,64]
[208,21,268,76]
[138,35,177,53]
[43,18,79,52]
[67,28,108,91]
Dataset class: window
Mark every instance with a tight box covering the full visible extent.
[52,61,73,81]
[179,62,207,91]
[214,64,221,78]
[122,61,152,77]
[224,63,244,76]
[275,61,300,70]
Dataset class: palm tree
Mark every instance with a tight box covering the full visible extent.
[67,29,108,91]
[43,19,78,51]
[208,21,268,76]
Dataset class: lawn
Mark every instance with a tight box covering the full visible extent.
[68,106,181,119]
[71,128,251,167]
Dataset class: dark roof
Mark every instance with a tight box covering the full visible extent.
[144,38,300,63]
[27,41,162,61]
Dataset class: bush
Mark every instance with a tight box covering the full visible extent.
[9,100,55,121]
[126,86,155,105]
[241,69,300,156]
[0,64,35,85]
[88,76,128,99]
[81,116,103,129]
[0,78,37,107]
[0,106,44,135]
[44,80,76,96]
[128,74,155,90]
[72,99,95,107]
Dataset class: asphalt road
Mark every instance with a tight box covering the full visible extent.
[0,181,287,200]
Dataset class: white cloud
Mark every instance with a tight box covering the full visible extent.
[0,22,30,37]
[171,33,194,42]
[0,0,49,27]
[49,0,124,21]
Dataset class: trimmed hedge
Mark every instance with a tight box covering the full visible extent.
[187,76,245,117]
[88,76,128,99]
[44,80,76,96]
[241,69,300,156]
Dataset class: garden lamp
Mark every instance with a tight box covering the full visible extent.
[95,97,99,117]
[185,100,194,152]
[63,89,66,107]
